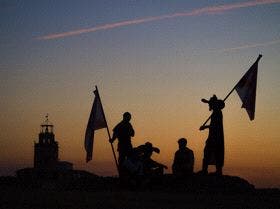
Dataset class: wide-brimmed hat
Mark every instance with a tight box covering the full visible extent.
[202,95,225,109]
[145,142,153,148]
[144,142,160,153]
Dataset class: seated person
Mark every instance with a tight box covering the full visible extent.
[134,142,167,176]
[172,138,194,176]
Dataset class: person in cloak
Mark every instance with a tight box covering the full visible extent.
[199,95,225,175]
[110,112,135,170]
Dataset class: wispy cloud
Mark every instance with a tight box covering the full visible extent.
[37,0,280,40]
[217,39,280,52]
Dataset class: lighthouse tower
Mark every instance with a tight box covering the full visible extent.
[34,115,58,169]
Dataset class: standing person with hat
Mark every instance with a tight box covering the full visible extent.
[172,138,194,176]
[199,95,225,175]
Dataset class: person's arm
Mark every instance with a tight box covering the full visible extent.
[153,147,160,154]
[190,151,194,171]
[109,125,118,143]
[152,159,168,169]
[199,125,210,130]
[109,132,116,143]
[172,152,178,173]
[129,124,135,137]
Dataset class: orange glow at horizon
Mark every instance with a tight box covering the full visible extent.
[1,85,279,188]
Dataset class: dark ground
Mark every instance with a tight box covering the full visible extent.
[1,174,279,209]
[1,187,280,209]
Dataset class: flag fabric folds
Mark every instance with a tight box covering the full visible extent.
[235,56,261,120]
[85,89,107,162]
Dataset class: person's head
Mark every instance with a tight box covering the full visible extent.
[144,142,154,157]
[123,112,131,122]
[178,138,187,149]
[201,95,225,111]
[145,142,153,149]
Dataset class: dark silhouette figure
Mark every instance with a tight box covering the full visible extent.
[109,112,135,172]
[119,142,167,188]
[172,138,194,176]
[134,142,168,176]
[199,95,225,175]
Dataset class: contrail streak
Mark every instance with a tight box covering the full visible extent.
[219,39,280,52]
[37,0,280,40]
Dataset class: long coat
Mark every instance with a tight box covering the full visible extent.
[204,109,224,167]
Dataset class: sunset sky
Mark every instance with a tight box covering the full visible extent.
[1,0,280,188]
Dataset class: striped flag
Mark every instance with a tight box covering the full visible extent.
[85,89,107,162]
[235,55,261,120]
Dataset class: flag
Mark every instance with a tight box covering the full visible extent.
[85,89,107,162]
[235,55,261,120]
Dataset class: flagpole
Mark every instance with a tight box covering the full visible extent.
[95,86,120,175]
[200,54,262,127]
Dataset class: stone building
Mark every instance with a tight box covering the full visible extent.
[34,115,59,169]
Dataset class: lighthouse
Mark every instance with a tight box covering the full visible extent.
[16,115,86,180]
[34,115,59,170]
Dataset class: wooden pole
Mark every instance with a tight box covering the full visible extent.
[95,86,119,175]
